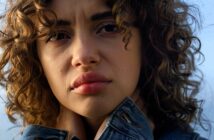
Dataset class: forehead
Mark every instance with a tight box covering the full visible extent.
[49,0,110,19]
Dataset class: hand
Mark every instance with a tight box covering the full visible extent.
[55,105,86,140]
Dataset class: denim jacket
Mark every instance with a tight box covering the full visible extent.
[20,97,207,140]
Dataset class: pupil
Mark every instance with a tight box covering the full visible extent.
[106,25,116,31]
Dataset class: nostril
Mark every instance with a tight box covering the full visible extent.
[90,60,97,64]
[72,56,100,67]
[73,63,81,67]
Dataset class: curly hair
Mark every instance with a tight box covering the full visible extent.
[0,0,205,137]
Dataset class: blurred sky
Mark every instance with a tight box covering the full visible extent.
[0,0,214,139]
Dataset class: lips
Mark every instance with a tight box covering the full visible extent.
[70,72,111,94]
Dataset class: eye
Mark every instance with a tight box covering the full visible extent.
[96,22,120,35]
[47,31,71,42]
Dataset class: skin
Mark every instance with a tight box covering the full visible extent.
[37,0,142,139]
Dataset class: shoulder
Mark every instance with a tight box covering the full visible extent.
[159,127,207,140]
[20,125,69,140]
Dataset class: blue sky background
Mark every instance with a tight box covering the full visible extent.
[0,0,214,139]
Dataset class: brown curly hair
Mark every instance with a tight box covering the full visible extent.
[0,0,205,137]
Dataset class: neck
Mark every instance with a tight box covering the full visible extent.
[82,116,106,140]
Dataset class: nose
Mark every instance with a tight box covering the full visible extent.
[71,37,100,68]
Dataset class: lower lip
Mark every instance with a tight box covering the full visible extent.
[72,82,110,95]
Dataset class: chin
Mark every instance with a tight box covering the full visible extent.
[77,102,115,119]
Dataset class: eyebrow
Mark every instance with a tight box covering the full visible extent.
[91,11,113,21]
[52,11,113,27]
[54,20,71,26]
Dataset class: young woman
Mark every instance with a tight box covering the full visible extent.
[0,0,208,139]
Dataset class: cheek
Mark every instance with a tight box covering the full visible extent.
[110,48,141,96]
[126,56,141,90]
[123,37,142,93]
[38,56,65,94]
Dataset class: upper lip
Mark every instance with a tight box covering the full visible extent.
[71,72,111,89]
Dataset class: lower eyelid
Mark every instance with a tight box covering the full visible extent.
[47,32,71,42]
[96,23,118,33]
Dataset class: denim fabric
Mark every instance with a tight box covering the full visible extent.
[20,97,207,140]
[21,125,68,140]
[158,128,207,140]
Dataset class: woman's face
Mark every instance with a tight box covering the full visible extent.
[37,0,142,119]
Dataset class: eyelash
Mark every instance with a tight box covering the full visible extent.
[46,22,120,43]
[96,22,120,34]
[46,31,71,42]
